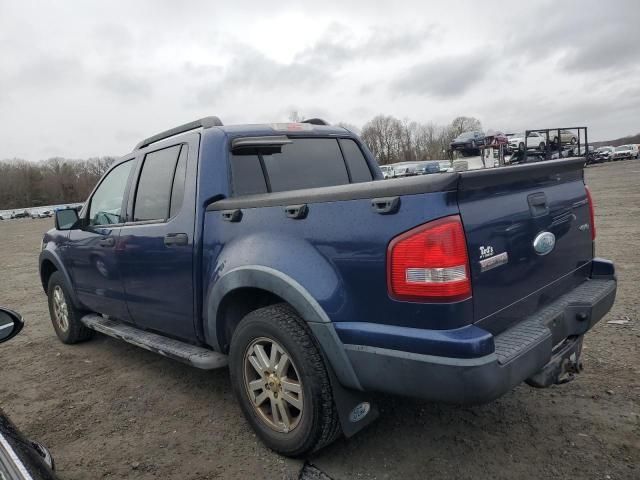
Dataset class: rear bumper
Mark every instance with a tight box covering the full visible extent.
[340,263,616,404]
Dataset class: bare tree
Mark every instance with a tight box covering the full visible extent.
[0,156,116,209]
[361,115,405,165]
[449,116,482,137]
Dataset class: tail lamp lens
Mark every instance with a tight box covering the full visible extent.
[387,215,471,302]
[585,186,596,241]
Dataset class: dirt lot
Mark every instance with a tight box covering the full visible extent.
[1,160,638,480]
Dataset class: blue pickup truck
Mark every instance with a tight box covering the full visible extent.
[39,117,616,456]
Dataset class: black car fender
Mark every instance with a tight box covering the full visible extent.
[204,265,362,391]
[38,250,81,309]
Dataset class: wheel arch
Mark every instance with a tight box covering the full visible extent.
[206,266,361,390]
[39,250,81,308]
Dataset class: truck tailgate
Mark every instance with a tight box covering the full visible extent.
[457,158,593,331]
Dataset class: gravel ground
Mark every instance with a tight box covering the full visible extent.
[0,159,638,479]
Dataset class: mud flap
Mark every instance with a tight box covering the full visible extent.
[326,362,379,438]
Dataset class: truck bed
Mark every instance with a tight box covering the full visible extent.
[206,157,591,339]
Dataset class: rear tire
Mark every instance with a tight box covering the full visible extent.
[47,272,93,344]
[229,303,340,457]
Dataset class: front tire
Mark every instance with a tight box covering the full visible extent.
[229,303,340,457]
[47,272,93,344]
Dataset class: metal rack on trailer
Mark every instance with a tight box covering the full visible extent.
[524,126,589,161]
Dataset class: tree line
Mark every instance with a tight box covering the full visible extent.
[0,114,483,209]
[0,157,115,210]
[359,115,482,165]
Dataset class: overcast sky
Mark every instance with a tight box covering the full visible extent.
[1,0,638,160]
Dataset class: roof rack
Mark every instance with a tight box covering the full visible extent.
[301,118,330,126]
[134,116,223,150]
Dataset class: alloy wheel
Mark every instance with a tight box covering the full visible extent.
[243,337,303,433]
[52,285,69,332]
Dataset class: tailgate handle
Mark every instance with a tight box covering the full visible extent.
[528,193,549,217]
[284,204,308,220]
[371,196,401,215]
[221,209,243,222]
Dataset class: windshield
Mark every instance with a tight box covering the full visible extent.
[457,132,475,139]
[615,146,629,151]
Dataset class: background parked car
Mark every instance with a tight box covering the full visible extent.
[595,146,615,162]
[548,129,578,145]
[450,130,485,154]
[10,210,30,219]
[612,144,638,160]
[388,161,421,177]
[379,165,394,178]
[508,132,547,151]
[31,210,53,219]
[416,161,442,175]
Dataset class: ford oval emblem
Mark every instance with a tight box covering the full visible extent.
[533,231,556,256]
[349,402,371,423]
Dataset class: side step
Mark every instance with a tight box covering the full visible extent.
[81,314,228,370]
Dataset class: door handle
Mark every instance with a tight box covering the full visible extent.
[164,233,188,246]
[371,196,401,215]
[284,204,308,220]
[221,209,242,222]
[98,237,115,247]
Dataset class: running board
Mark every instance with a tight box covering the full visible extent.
[81,314,228,370]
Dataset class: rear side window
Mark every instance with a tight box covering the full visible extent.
[264,138,348,192]
[231,137,372,195]
[133,145,181,221]
[339,139,373,182]
[231,154,268,196]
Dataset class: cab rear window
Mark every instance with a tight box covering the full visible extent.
[230,137,372,195]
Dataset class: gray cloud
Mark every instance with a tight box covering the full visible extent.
[503,0,640,73]
[12,56,85,90]
[391,55,488,97]
[96,72,153,99]
[294,22,438,67]
[195,49,332,104]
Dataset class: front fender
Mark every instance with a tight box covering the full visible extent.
[205,265,362,390]
[39,249,82,309]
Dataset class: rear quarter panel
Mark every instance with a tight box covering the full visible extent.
[202,190,474,334]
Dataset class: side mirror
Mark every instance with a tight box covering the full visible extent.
[0,307,23,343]
[55,208,80,230]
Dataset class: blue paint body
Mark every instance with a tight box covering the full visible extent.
[39,122,612,402]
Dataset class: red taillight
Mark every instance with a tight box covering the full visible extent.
[387,215,471,302]
[585,186,596,241]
